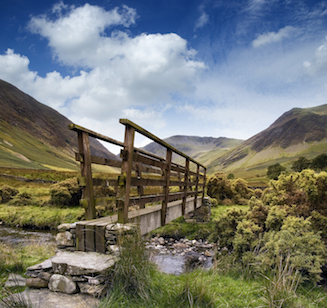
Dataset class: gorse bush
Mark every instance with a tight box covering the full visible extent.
[211,169,327,285]
[0,186,18,204]
[48,178,82,207]
[207,173,253,204]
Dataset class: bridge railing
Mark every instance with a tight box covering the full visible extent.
[70,119,206,226]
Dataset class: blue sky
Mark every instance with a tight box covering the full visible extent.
[1,0,327,152]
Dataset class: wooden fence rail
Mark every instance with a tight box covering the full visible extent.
[69,119,206,226]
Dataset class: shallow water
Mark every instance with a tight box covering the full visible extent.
[151,253,213,275]
[0,225,55,246]
[0,226,212,275]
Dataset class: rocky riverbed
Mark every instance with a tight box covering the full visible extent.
[146,237,215,274]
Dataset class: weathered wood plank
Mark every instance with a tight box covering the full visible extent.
[162,148,172,226]
[75,153,122,168]
[119,119,206,168]
[85,225,95,252]
[70,124,124,148]
[95,225,106,254]
[133,152,165,169]
[118,125,135,223]
[78,132,96,220]
[182,158,190,215]
[194,165,200,211]
[76,224,85,251]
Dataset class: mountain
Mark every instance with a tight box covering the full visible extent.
[142,135,243,166]
[207,104,327,176]
[0,79,118,171]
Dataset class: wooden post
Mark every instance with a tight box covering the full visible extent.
[118,125,135,223]
[182,158,190,215]
[162,148,172,226]
[135,162,145,208]
[202,168,207,204]
[194,164,200,211]
[78,131,96,220]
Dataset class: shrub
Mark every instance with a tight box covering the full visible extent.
[267,163,286,180]
[291,156,311,172]
[207,173,234,202]
[0,186,18,204]
[211,207,247,249]
[8,192,39,206]
[49,178,82,207]
[259,216,327,284]
[207,173,252,204]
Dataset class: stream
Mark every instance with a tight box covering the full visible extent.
[0,226,213,275]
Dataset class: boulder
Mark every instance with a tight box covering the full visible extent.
[26,278,48,288]
[48,274,78,294]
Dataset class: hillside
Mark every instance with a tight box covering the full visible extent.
[207,104,327,176]
[142,135,243,165]
[0,79,118,171]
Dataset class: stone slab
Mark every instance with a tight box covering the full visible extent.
[0,289,100,308]
[51,251,118,276]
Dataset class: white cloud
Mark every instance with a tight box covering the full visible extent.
[194,9,209,30]
[304,37,327,77]
[252,26,297,48]
[0,2,205,142]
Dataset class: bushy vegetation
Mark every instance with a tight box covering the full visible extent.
[207,172,253,205]
[48,178,82,207]
[209,169,327,295]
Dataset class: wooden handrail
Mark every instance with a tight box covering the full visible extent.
[120,119,206,168]
[70,120,207,224]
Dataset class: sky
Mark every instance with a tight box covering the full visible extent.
[1,0,327,153]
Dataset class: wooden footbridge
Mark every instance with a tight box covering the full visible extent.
[69,119,207,253]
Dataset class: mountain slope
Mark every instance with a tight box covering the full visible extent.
[207,104,327,175]
[142,135,243,165]
[0,79,118,170]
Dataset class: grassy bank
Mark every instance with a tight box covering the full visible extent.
[0,204,84,229]
[0,242,56,299]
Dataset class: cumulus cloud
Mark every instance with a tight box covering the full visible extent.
[252,26,297,48]
[0,2,205,139]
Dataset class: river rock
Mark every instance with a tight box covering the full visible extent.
[26,278,48,288]
[51,251,118,276]
[204,250,212,257]
[78,282,107,297]
[56,231,74,247]
[5,274,26,287]
[48,274,78,294]
[38,271,52,282]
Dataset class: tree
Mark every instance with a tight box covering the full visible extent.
[291,156,311,172]
[267,163,286,180]
[311,154,327,171]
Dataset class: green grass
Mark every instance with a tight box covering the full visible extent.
[0,242,56,300]
[0,204,84,229]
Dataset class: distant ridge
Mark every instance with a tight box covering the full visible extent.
[207,104,327,174]
[142,135,243,165]
[0,79,118,170]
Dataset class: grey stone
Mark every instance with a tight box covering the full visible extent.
[0,288,100,308]
[48,274,78,294]
[38,271,52,282]
[56,231,74,247]
[26,278,48,288]
[26,257,54,272]
[57,223,74,232]
[51,251,118,276]
[5,274,26,287]
[78,282,107,297]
